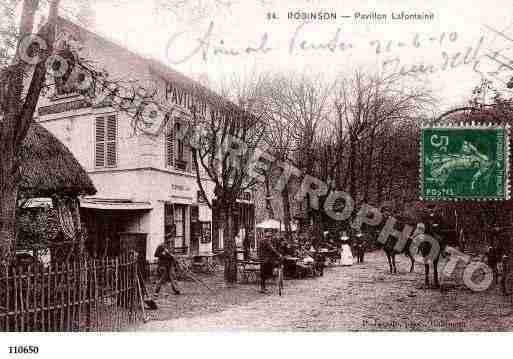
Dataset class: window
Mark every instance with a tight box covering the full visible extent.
[165,117,191,172]
[190,147,197,174]
[165,115,174,167]
[95,115,117,168]
[176,122,184,161]
[174,204,186,250]
[174,121,188,171]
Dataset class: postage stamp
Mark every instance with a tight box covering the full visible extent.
[420,125,510,200]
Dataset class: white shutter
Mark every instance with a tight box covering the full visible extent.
[95,115,117,168]
[106,115,117,167]
[95,117,105,167]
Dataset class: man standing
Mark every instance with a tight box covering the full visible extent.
[153,237,180,299]
[243,230,253,261]
[355,232,366,263]
[257,233,282,293]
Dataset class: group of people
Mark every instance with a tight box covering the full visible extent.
[255,229,369,293]
[143,227,372,301]
[321,230,368,265]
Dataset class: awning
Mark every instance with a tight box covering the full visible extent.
[256,219,297,231]
[80,198,153,211]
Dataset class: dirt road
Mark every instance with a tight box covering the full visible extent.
[138,251,513,331]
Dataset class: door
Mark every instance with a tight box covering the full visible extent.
[174,204,186,250]
[190,206,200,254]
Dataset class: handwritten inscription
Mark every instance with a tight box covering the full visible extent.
[166,22,273,65]
[381,37,484,77]
[288,22,353,54]
[474,24,513,85]
[370,32,458,55]
[166,21,463,65]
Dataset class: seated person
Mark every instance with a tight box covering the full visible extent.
[277,238,292,256]
[309,244,326,276]
[277,239,299,278]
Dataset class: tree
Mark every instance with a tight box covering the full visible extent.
[185,80,266,283]
[332,71,434,206]
[0,0,62,269]
[0,0,169,268]
[257,72,332,240]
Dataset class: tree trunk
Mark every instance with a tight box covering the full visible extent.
[223,203,237,283]
[311,210,322,247]
[264,176,274,218]
[376,146,386,205]
[281,183,292,242]
[363,130,376,203]
[0,0,60,271]
[0,143,17,270]
[348,137,357,198]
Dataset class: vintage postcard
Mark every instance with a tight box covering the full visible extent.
[1,0,513,357]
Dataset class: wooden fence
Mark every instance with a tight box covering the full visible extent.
[0,254,143,332]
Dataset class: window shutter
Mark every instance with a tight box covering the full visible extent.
[95,117,105,167]
[106,115,117,167]
[165,116,174,167]
[175,122,182,161]
[190,146,197,174]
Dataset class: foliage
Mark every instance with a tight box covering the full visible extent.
[16,207,59,249]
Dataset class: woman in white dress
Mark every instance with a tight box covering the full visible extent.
[339,231,354,266]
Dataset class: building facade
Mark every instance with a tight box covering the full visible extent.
[35,18,254,260]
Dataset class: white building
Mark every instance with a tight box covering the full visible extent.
[35,18,255,261]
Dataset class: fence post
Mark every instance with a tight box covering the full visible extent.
[13,267,18,331]
[58,262,64,331]
[0,255,146,332]
[93,259,99,331]
[26,265,31,331]
[115,256,119,330]
[66,262,71,331]
[41,266,46,331]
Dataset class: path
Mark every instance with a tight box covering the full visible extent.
[138,251,513,331]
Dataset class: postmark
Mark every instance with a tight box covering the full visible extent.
[420,125,510,200]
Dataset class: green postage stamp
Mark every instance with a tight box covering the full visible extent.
[420,125,510,200]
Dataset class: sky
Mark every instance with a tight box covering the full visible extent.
[66,0,513,114]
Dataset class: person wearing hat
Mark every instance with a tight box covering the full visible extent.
[257,232,282,293]
[354,231,366,264]
[153,236,181,299]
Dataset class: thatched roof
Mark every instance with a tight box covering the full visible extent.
[18,123,96,198]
